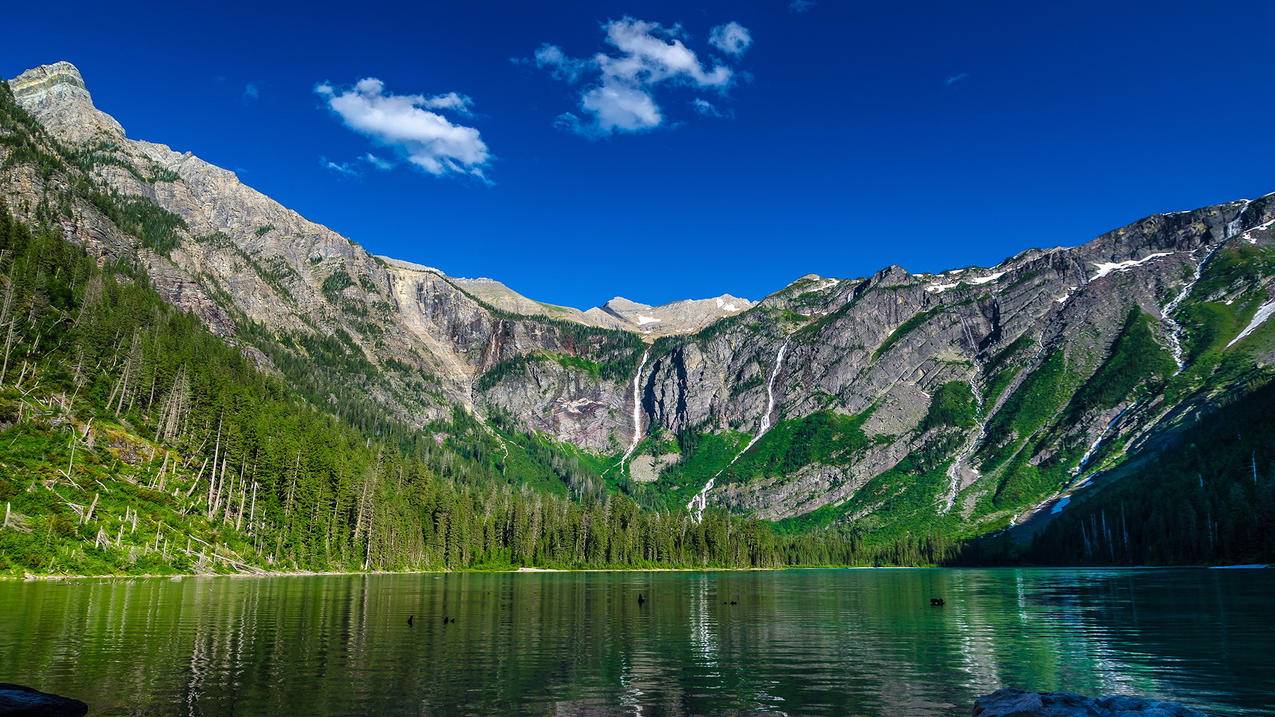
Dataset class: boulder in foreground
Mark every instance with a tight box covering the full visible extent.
[973,688,1206,717]
[0,684,88,716]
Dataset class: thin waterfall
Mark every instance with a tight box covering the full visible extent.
[688,341,788,521]
[617,348,651,467]
[1162,202,1248,372]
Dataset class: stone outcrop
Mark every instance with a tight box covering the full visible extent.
[0,683,89,716]
[973,688,1206,717]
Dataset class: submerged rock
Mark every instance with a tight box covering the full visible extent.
[0,683,88,716]
[973,689,1206,717]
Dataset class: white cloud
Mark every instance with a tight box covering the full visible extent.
[531,44,590,83]
[421,91,474,115]
[362,153,393,170]
[242,83,260,102]
[708,22,752,56]
[583,83,663,132]
[525,16,749,137]
[320,157,358,176]
[788,0,817,13]
[315,77,491,180]
[945,72,969,87]
[691,98,724,117]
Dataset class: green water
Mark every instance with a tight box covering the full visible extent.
[1,568,1271,715]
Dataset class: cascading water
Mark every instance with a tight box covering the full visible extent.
[688,341,788,522]
[941,424,983,514]
[617,348,651,467]
[1162,202,1249,372]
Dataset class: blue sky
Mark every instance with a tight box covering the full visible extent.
[6,1,1274,308]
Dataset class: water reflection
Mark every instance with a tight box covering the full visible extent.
[1,569,1272,715]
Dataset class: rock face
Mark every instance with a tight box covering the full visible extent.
[3,61,647,442]
[972,689,1206,717]
[4,59,1275,535]
[0,683,89,717]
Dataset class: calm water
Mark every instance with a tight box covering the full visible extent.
[1,569,1272,716]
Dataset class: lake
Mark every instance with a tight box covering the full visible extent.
[1,569,1271,715]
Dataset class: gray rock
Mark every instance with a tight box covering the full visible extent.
[973,689,1207,717]
[0,683,88,716]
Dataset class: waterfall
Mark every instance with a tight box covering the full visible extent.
[1162,202,1249,372]
[941,423,983,514]
[617,348,651,467]
[688,341,788,522]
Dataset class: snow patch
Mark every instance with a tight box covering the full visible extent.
[925,270,1004,294]
[1089,252,1174,281]
[1241,218,1274,245]
[925,282,961,294]
[967,271,1006,286]
[635,315,662,326]
[1226,298,1275,348]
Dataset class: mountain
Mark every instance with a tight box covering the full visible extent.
[590,294,754,337]
[0,198,879,575]
[4,61,1274,564]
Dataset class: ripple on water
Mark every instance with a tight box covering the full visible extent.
[0,569,1272,715]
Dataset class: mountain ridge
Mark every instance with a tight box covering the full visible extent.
[4,60,1274,557]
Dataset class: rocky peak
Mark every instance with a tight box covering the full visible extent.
[9,61,124,142]
[870,264,914,284]
[601,296,649,314]
[10,61,87,92]
[597,294,754,337]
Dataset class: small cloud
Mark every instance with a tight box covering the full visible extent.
[708,21,752,56]
[691,98,724,117]
[945,72,969,87]
[525,16,750,137]
[315,77,491,181]
[362,153,393,170]
[242,83,260,102]
[788,0,817,13]
[320,157,358,177]
[422,91,474,115]
[528,43,591,83]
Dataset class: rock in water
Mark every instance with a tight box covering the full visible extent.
[0,683,88,716]
[973,689,1206,716]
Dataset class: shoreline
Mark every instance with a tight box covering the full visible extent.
[2,563,1266,582]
